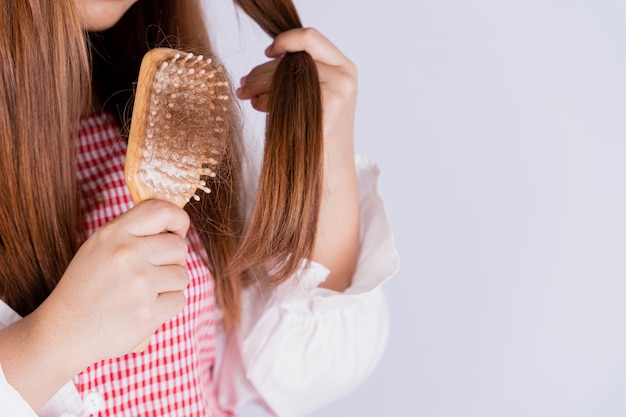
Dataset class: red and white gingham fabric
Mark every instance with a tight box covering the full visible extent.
[71,113,229,417]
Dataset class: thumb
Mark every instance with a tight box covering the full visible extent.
[123,199,190,239]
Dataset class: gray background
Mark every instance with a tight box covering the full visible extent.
[203,0,626,416]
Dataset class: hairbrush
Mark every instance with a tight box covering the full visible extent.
[125,48,233,351]
[125,47,232,209]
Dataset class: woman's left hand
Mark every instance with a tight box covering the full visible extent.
[236,27,358,152]
[236,28,361,291]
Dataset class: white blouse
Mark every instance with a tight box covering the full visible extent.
[0,155,399,417]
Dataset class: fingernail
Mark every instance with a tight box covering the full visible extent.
[265,44,273,55]
[240,75,248,85]
[235,87,243,98]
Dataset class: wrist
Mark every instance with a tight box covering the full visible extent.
[29,298,96,375]
[0,304,90,411]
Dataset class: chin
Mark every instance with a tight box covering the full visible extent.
[76,0,139,31]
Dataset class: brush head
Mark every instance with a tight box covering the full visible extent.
[125,48,232,208]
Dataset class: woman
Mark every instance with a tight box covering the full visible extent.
[0,0,398,416]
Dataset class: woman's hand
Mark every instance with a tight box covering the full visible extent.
[45,199,191,363]
[0,199,191,410]
[237,28,360,290]
[236,28,358,147]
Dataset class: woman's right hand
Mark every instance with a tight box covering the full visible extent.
[0,199,190,410]
[39,199,190,364]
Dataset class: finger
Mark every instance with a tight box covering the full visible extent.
[236,60,280,99]
[151,265,190,294]
[155,290,187,321]
[127,264,189,304]
[250,93,269,112]
[242,62,356,112]
[237,74,272,100]
[135,289,186,331]
[143,233,189,266]
[266,28,349,67]
[124,200,190,239]
[245,62,356,104]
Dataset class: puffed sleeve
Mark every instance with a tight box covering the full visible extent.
[214,156,400,417]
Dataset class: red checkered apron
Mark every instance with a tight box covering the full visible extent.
[71,113,228,416]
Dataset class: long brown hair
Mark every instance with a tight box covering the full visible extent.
[0,0,322,325]
[0,0,88,316]
[232,1,323,289]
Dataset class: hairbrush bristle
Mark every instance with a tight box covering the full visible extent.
[125,48,232,208]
